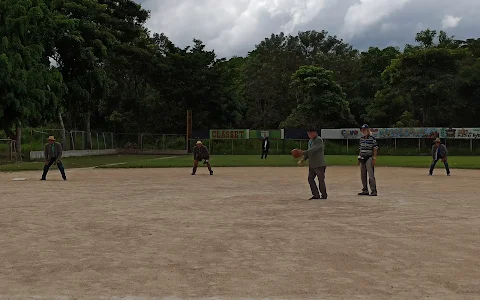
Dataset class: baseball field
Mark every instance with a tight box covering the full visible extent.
[1,155,479,299]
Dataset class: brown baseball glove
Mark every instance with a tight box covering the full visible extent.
[291,148,303,159]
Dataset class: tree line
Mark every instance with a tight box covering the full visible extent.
[1,0,480,152]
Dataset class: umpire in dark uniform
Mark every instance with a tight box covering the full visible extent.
[41,136,67,180]
[192,141,213,175]
[261,136,270,159]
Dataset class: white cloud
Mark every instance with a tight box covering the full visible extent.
[135,0,480,57]
[442,15,462,29]
[380,23,399,33]
[342,0,412,38]
[208,0,327,55]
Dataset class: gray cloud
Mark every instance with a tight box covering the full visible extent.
[136,0,480,57]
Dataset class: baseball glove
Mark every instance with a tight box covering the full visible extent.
[291,148,303,159]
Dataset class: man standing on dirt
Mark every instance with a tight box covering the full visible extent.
[192,141,213,175]
[41,136,67,181]
[299,128,327,200]
[357,124,377,196]
[261,136,270,159]
[429,138,450,176]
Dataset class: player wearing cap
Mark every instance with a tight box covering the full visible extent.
[357,124,378,196]
[296,128,327,200]
[192,141,213,175]
[429,138,450,176]
[41,136,67,181]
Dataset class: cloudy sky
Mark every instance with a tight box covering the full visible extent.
[136,0,479,58]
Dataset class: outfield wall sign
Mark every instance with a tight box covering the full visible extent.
[321,128,442,139]
[210,129,249,139]
[442,128,480,139]
[248,129,284,139]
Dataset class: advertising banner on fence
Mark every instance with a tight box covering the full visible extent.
[443,128,480,139]
[248,130,283,139]
[321,128,377,139]
[376,128,441,138]
[321,128,441,139]
[210,129,249,139]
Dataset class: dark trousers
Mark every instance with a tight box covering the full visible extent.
[308,167,327,198]
[42,157,66,179]
[261,149,268,159]
[192,158,212,174]
[429,158,450,174]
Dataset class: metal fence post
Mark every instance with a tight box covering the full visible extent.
[111,133,114,149]
[418,138,421,154]
[97,133,100,150]
[346,138,349,155]
[70,132,75,150]
[103,132,106,150]
[470,139,473,153]
[394,138,397,154]
[231,139,234,154]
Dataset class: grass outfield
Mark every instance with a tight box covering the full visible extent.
[3,155,480,172]
[99,155,480,169]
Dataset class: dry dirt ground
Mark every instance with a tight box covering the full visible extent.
[0,166,479,300]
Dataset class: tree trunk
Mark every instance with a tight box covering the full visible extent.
[85,112,92,150]
[15,123,21,156]
[58,110,67,150]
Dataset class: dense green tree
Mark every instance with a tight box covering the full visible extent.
[349,46,400,123]
[281,66,353,129]
[368,47,466,127]
[3,0,480,148]
[243,30,357,129]
[0,0,69,152]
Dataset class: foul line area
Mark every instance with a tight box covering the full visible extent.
[68,156,179,172]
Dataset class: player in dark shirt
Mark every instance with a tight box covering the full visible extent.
[192,141,213,175]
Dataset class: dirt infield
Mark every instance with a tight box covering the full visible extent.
[1,166,479,299]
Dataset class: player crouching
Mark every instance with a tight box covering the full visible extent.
[192,141,213,175]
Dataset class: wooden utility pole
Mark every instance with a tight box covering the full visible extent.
[186,110,192,153]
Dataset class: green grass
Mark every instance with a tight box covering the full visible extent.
[99,155,480,169]
[3,154,480,172]
[0,155,164,172]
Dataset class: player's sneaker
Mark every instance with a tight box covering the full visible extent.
[358,191,369,196]
[210,170,213,175]
[191,172,195,175]
[370,192,377,196]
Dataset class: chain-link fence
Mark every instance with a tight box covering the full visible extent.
[116,133,187,151]
[0,139,19,163]
[188,139,308,155]
[186,137,480,156]
[324,138,480,156]
[28,129,115,151]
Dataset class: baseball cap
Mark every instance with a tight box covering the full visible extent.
[361,124,369,129]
